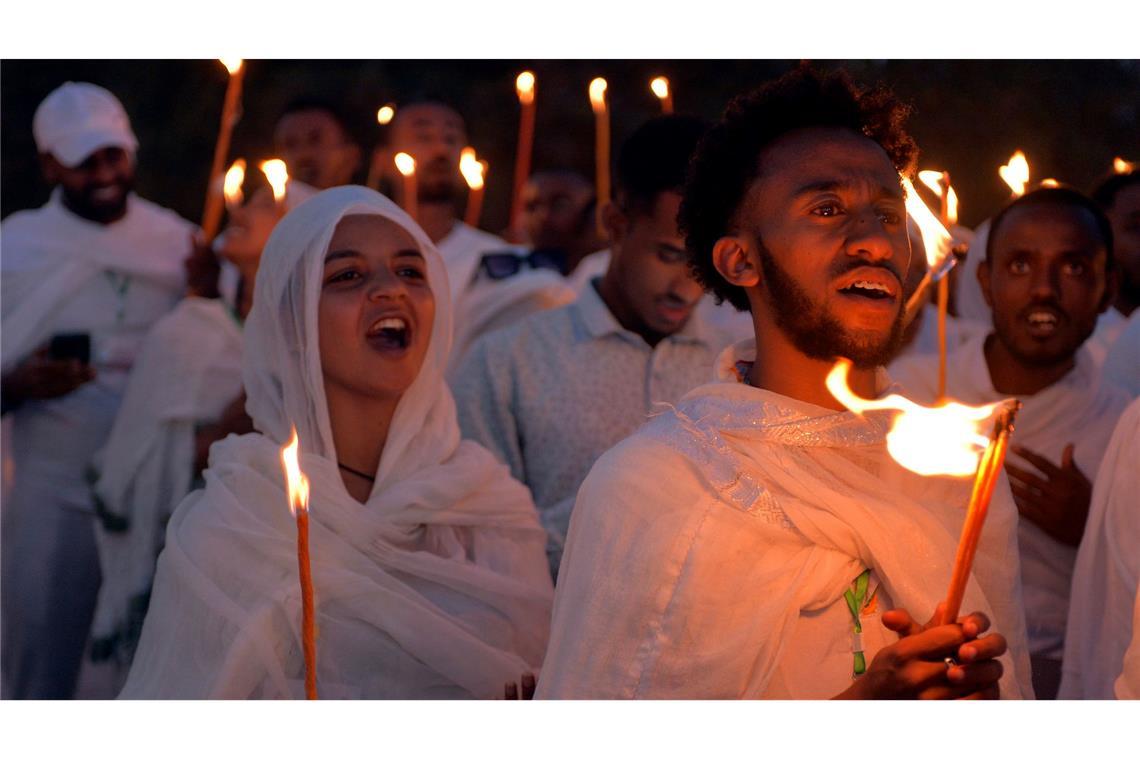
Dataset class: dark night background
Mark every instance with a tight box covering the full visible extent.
[2,59,1138,230]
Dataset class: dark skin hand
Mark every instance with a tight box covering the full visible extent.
[184,233,221,299]
[1,347,95,403]
[193,392,254,474]
[1005,444,1092,547]
[834,605,1007,700]
[503,672,536,700]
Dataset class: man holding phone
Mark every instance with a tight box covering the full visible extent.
[1,82,194,699]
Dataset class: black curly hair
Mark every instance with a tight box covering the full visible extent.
[678,66,919,312]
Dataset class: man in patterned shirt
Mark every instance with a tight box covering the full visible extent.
[452,116,726,578]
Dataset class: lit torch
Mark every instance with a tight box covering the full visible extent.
[915,170,961,401]
[200,58,246,244]
[999,150,1030,199]
[280,426,317,700]
[589,77,611,236]
[826,360,1021,625]
[461,147,487,228]
[223,159,246,211]
[650,76,673,114]
[259,158,289,213]
[509,71,537,238]
[394,152,418,222]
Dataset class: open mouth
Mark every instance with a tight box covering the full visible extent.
[367,316,411,350]
[1025,309,1060,336]
[838,279,895,301]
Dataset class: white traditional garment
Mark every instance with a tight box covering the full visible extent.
[1116,590,1140,699]
[536,339,1033,699]
[1102,309,1140,398]
[891,333,1131,662]
[1,190,193,699]
[89,298,244,661]
[1058,398,1140,699]
[120,186,552,699]
[954,218,992,325]
[436,221,508,306]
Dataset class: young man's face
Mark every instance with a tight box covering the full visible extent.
[274,109,360,190]
[608,191,704,340]
[734,127,910,367]
[522,174,594,250]
[387,103,466,203]
[979,203,1110,367]
[43,145,135,224]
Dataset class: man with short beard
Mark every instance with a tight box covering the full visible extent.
[378,101,573,369]
[536,68,1032,700]
[1,82,194,699]
[891,186,1130,698]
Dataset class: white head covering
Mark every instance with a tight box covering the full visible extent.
[121,186,552,699]
[33,82,139,167]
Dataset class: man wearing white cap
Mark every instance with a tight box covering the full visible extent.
[1,82,194,699]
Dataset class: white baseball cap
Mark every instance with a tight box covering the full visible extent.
[33,82,139,168]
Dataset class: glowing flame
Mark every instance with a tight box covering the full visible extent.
[376,104,395,125]
[589,78,608,112]
[394,152,416,177]
[259,159,289,204]
[280,427,310,515]
[917,169,960,225]
[219,58,243,76]
[826,360,998,477]
[650,76,670,100]
[999,150,1030,197]
[460,148,485,190]
[223,159,246,206]
[516,71,536,105]
[1114,157,1135,174]
[901,176,952,268]
[1040,178,1060,188]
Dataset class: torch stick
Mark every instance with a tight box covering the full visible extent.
[201,60,245,245]
[902,244,967,328]
[281,427,317,699]
[937,401,1021,626]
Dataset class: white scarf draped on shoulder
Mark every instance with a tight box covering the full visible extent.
[120,186,552,699]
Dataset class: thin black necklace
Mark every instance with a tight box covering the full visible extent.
[338,462,376,482]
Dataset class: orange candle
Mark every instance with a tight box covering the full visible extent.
[394,152,418,222]
[223,159,246,212]
[281,427,317,700]
[650,76,673,114]
[509,72,536,237]
[589,77,610,235]
[366,104,396,190]
[259,158,289,214]
[461,148,486,228]
[201,59,245,244]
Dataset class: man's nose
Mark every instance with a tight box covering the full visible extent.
[1028,265,1061,301]
[844,210,897,264]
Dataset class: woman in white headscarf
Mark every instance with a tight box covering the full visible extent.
[120,186,553,699]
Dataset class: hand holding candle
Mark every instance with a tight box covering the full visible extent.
[200,59,245,244]
[281,426,317,700]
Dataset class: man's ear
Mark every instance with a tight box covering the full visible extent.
[712,235,761,289]
[601,200,627,249]
[977,255,995,309]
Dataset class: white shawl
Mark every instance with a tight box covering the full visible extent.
[1059,398,1140,699]
[120,186,552,699]
[537,339,1033,699]
[1,189,192,373]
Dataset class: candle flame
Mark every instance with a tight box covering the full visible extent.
[280,426,310,515]
[589,77,608,112]
[999,150,1030,197]
[259,159,289,204]
[460,148,485,190]
[917,169,959,225]
[946,186,959,225]
[394,152,416,177]
[516,71,536,105]
[826,360,998,477]
[901,176,952,268]
[219,58,243,76]
[1040,178,1061,188]
[376,104,395,125]
[650,76,670,100]
[223,159,246,206]
[1114,157,1135,174]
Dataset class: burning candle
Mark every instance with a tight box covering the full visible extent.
[366,104,397,190]
[901,176,959,331]
[259,158,289,212]
[508,71,537,238]
[280,427,317,700]
[589,77,611,235]
[825,360,1022,626]
[650,76,673,114]
[999,150,1030,199]
[223,159,246,211]
[394,152,418,221]
[200,58,246,244]
[916,170,960,401]
[1114,157,1135,174]
[461,147,487,228]
[377,104,396,126]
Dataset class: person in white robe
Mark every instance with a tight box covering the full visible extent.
[120,186,552,699]
[0,82,194,699]
[1058,398,1140,699]
[538,68,1031,700]
[1115,591,1140,699]
[1102,308,1139,397]
[891,186,1129,698]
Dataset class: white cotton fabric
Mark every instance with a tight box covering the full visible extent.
[536,339,1033,699]
[120,186,552,699]
[891,333,1131,659]
[1059,398,1140,699]
[1115,590,1140,699]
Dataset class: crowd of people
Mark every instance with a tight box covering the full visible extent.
[1,65,1137,700]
